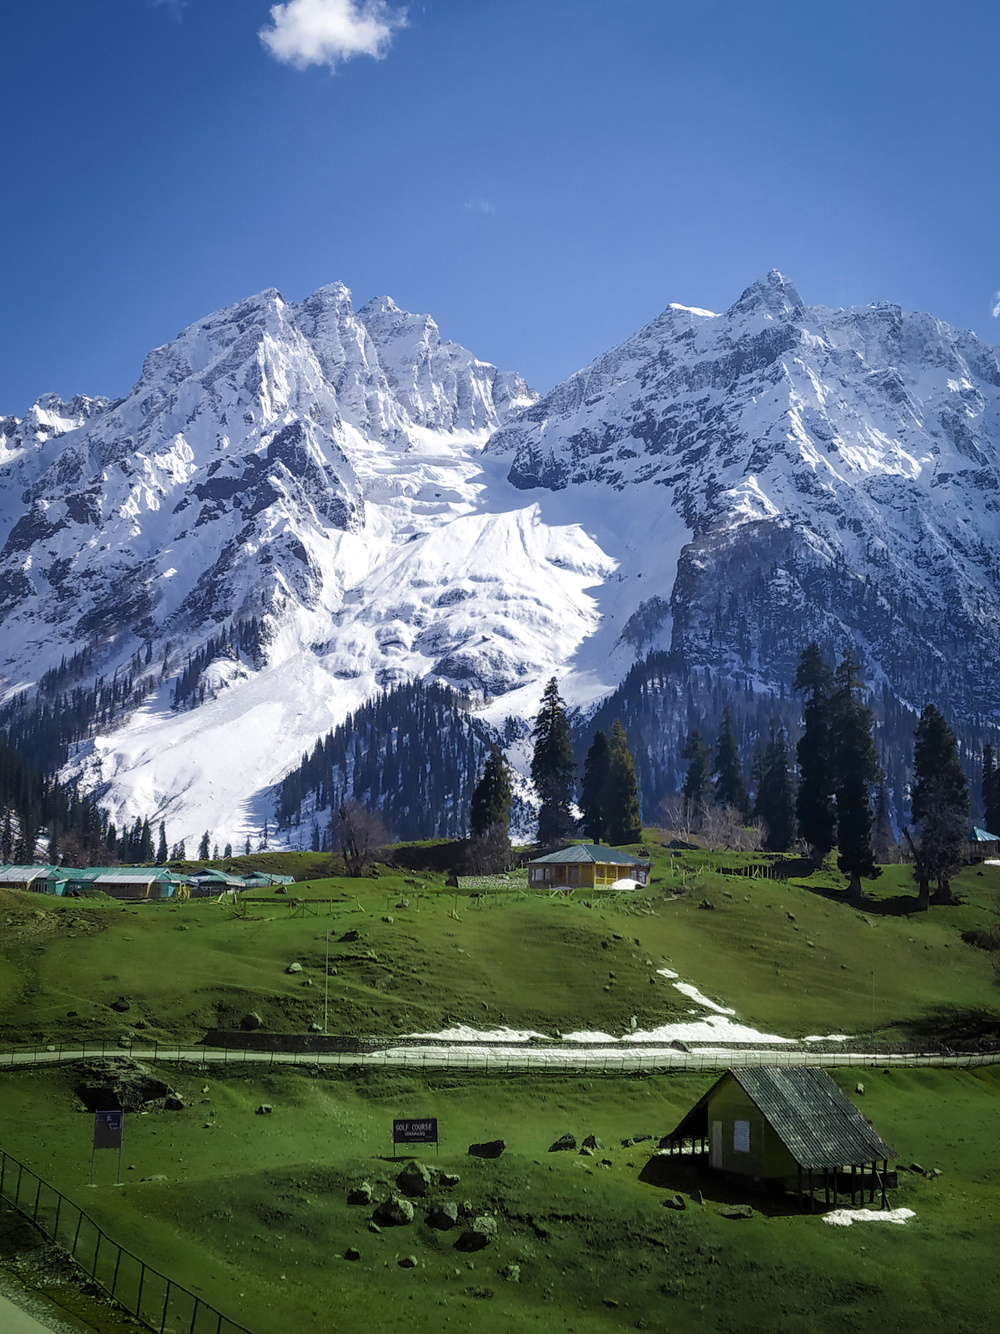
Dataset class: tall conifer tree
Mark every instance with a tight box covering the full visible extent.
[713,707,749,818]
[531,678,576,844]
[605,721,643,845]
[982,744,1000,834]
[470,746,513,838]
[680,728,712,823]
[908,705,969,909]
[794,643,837,864]
[830,651,881,902]
[754,724,797,853]
[579,731,611,843]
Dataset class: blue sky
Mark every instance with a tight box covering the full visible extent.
[3,0,999,408]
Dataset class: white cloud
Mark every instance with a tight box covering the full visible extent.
[260,0,407,70]
[465,197,496,215]
[992,291,1000,319]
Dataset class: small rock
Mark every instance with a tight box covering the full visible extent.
[910,1162,925,1175]
[310,1022,322,1032]
[255,1104,273,1116]
[348,1182,373,1206]
[427,1202,459,1230]
[549,1133,576,1152]
[663,1194,686,1211]
[344,1247,361,1262]
[691,1189,704,1205]
[397,1160,433,1197]
[456,1215,497,1251]
[499,1262,521,1283]
[719,1204,754,1219]
[856,1082,865,1095]
[468,1138,505,1159]
[367,1222,381,1234]
[111,997,131,1013]
[382,915,394,924]
[581,1135,604,1151]
[286,962,303,974]
[164,1095,185,1111]
[603,1298,619,1308]
[240,1012,263,1031]
[439,1172,461,1188]
[373,1194,415,1226]
[398,1255,417,1269]
[579,1145,595,1157]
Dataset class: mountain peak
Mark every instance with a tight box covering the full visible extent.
[728,269,805,318]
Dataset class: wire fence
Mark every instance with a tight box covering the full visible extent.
[2,1036,999,1076]
[0,1147,254,1334]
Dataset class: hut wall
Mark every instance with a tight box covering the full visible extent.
[706,1079,799,1179]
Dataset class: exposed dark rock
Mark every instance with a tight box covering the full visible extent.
[468,1139,505,1159]
[373,1194,414,1226]
[549,1133,576,1152]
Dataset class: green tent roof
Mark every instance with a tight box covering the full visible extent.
[528,844,649,867]
[969,827,1000,842]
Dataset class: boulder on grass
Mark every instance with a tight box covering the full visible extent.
[468,1139,505,1159]
[396,1160,433,1197]
[549,1133,576,1153]
[373,1194,414,1227]
[427,1202,459,1230]
[456,1215,497,1252]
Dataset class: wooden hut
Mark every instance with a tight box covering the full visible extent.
[658,1066,896,1209]
[526,844,650,891]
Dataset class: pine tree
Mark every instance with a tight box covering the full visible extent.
[198,830,211,861]
[469,746,513,838]
[983,744,1000,834]
[531,678,576,844]
[605,721,643,845]
[713,707,749,819]
[794,642,837,865]
[908,705,969,909]
[224,842,233,859]
[680,728,711,824]
[579,731,611,843]
[830,651,882,902]
[873,781,897,863]
[244,836,251,856]
[156,822,168,865]
[754,724,797,852]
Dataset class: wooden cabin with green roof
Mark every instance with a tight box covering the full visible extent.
[526,843,650,891]
[659,1066,896,1209]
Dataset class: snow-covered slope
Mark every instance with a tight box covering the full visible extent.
[489,270,1000,719]
[1,272,998,847]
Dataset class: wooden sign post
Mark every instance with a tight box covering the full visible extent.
[91,1110,125,1186]
[392,1117,439,1158]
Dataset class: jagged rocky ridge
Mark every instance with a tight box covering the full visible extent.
[1,272,998,845]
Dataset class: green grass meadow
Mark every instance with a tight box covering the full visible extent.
[2,836,1000,1332]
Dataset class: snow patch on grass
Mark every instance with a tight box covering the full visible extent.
[823,1208,915,1227]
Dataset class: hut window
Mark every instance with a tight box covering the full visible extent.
[733,1119,751,1153]
[569,866,579,883]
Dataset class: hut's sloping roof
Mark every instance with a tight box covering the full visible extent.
[0,865,59,882]
[529,844,649,867]
[663,1066,895,1170]
[969,827,1000,842]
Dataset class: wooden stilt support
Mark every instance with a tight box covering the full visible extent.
[824,1170,830,1206]
[880,1159,888,1210]
[808,1168,815,1212]
[851,1163,856,1206]
[797,1166,803,1209]
[869,1161,875,1204]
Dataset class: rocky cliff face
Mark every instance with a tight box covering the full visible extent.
[1,272,997,845]
[489,270,1000,723]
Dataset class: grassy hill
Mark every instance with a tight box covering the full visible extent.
[2,836,1000,1334]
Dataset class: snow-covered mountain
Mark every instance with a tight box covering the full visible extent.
[1,272,998,846]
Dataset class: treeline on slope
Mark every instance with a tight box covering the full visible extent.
[0,617,269,774]
[578,650,991,836]
[0,739,110,865]
[275,680,516,844]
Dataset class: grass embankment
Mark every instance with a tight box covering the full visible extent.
[1,833,998,1046]
[1,1062,999,1334]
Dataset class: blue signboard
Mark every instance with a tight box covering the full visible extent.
[393,1117,438,1146]
[93,1110,125,1151]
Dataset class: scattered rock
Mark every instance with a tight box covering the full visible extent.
[340,929,361,943]
[856,1082,865,1095]
[465,1140,504,1161]
[427,1202,459,1230]
[910,1162,925,1175]
[367,1222,381,1234]
[373,1194,415,1226]
[662,1194,686,1211]
[285,962,303,974]
[464,1286,494,1300]
[240,1012,263,1031]
[719,1204,754,1219]
[348,1182,373,1206]
[691,1190,704,1205]
[74,1060,169,1113]
[344,1247,361,1262]
[581,1135,604,1151]
[396,1160,433,1197]
[579,1145,595,1157]
[310,1023,322,1032]
[603,1297,619,1308]
[110,997,131,1013]
[164,1095,185,1112]
[456,1215,497,1252]
[499,1262,521,1283]
[439,1172,461,1188]
[697,899,715,910]
[255,1104,273,1116]
[398,1255,417,1269]
[549,1133,576,1152]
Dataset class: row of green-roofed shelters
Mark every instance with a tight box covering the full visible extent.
[0,865,294,898]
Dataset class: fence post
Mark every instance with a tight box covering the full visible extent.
[136,1262,146,1317]
[189,1296,200,1334]
[111,1245,122,1298]
[160,1278,171,1333]
[32,1174,42,1221]
[92,1229,102,1278]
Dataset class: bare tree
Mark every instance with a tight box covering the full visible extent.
[333,800,391,877]
[699,804,765,853]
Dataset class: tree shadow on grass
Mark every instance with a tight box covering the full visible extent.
[638,1152,809,1218]
[889,1004,1000,1048]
